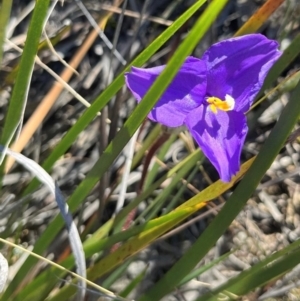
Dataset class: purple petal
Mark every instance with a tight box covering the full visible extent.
[202,34,281,113]
[125,57,207,127]
[185,106,248,182]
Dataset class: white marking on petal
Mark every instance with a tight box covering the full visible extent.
[225,94,235,110]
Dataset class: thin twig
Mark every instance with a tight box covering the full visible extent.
[5,39,101,116]
[75,0,126,65]
[43,29,79,76]
[99,3,173,26]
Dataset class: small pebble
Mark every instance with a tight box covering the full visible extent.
[276,198,287,209]
[266,185,281,195]
[258,202,273,215]
[138,201,147,212]
[281,38,291,51]
[287,165,295,172]
[94,44,103,56]
[288,230,299,242]
[270,160,281,170]
[292,153,299,162]
[183,280,202,301]
[292,143,300,152]
[237,231,247,241]
[293,215,300,227]
[279,156,293,168]
[252,256,260,265]
[127,260,148,279]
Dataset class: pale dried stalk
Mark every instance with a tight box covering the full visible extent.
[5,38,100,115]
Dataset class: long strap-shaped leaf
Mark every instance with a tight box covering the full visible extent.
[235,0,284,36]
[0,0,50,151]
[0,0,12,63]
[196,234,300,301]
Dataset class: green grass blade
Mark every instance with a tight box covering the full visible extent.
[234,0,284,36]
[196,239,300,300]
[178,249,235,286]
[102,259,133,289]
[138,79,300,301]
[0,0,50,147]
[0,0,12,63]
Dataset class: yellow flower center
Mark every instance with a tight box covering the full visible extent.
[206,94,235,114]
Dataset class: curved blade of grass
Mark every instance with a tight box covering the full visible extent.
[0,146,86,300]
[1,2,208,299]
[137,81,300,301]
[0,0,50,150]
[234,0,284,36]
[196,238,300,301]
[0,0,12,63]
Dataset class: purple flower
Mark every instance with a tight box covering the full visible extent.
[125,34,281,182]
